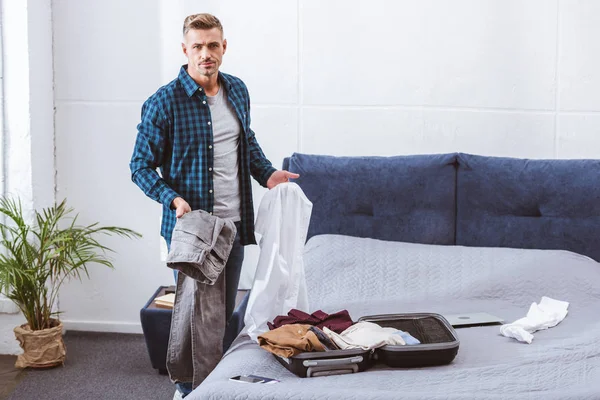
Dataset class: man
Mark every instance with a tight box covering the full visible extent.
[130,13,298,399]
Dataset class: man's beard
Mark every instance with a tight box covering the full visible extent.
[198,63,217,77]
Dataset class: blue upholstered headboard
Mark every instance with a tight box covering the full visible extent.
[455,153,600,262]
[284,153,457,245]
[284,152,600,262]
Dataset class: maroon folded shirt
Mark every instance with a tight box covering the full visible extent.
[267,309,354,334]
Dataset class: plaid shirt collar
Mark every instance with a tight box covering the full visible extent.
[178,65,234,98]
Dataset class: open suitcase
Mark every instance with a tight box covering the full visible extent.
[359,313,460,368]
[273,313,460,377]
[275,347,373,378]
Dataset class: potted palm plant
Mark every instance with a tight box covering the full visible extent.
[0,197,141,368]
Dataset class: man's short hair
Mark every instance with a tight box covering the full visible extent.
[183,13,224,36]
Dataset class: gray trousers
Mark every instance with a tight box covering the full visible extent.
[165,211,238,389]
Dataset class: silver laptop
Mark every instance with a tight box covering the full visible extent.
[442,312,504,328]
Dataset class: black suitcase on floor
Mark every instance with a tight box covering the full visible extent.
[273,312,459,377]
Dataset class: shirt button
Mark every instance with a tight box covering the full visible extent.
[209,189,213,194]
[207,121,211,125]
[203,101,206,104]
[209,145,213,149]
[199,88,202,91]
[209,167,212,171]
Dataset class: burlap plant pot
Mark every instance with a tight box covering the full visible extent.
[13,318,66,369]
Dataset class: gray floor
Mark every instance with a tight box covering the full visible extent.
[3,291,249,400]
[6,331,174,400]
[0,354,24,400]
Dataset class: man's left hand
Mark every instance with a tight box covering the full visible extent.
[267,170,300,189]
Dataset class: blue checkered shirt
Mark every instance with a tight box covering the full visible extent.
[130,66,276,245]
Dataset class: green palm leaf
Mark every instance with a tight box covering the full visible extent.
[0,197,141,330]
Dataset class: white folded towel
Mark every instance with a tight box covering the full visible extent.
[499,296,569,344]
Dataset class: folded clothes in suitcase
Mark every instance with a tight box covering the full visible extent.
[273,313,459,377]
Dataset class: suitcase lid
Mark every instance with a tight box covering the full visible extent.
[358,312,460,352]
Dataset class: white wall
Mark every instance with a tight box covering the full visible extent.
[52,0,168,333]
[46,0,600,334]
[0,0,55,354]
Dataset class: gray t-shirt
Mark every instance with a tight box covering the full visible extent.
[206,86,241,221]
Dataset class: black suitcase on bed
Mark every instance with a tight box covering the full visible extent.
[360,313,460,368]
[273,312,459,377]
[274,347,373,378]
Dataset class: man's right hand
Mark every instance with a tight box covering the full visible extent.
[171,197,191,218]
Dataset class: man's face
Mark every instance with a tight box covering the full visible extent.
[182,28,227,78]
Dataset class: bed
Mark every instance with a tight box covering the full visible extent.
[188,152,600,399]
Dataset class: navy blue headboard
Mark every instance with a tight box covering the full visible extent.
[285,152,600,262]
[455,153,600,262]
[284,152,457,245]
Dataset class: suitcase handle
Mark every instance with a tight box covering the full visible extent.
[302,356,363,368]
[306,363,359,378]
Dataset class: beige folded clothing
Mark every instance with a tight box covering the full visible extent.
[258,324,325,358]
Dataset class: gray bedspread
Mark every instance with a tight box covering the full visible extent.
[188,235,600,399]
